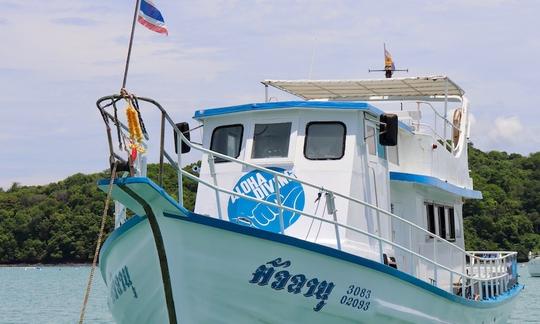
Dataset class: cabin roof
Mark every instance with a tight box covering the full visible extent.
[194,101,413,132]
[262,76,465,101]
[195,100,379,119]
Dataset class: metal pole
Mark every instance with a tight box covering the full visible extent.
[409,227,413,275]
[326,192,342,250]
[273,174,285,234]
[443,78,448,141]
[158,113,165,187]
[433,237,438,286]
[176,132,183,207]
[265,84,269,103]
[122,0,141,89]
[207,154,223,220]
[450,272,453,294]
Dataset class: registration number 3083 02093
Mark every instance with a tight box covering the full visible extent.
[339,285,371,311]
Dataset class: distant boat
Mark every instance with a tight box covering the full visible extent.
[528,252,540,277]
[95,76,522,323]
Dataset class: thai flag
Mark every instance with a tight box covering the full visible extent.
[138,0,168,35]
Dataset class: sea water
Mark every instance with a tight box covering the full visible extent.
[0,266,113,324]
[508,264,540,323]
[0,265,538,323]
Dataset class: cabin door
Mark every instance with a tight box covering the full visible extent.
[365,121,391,242]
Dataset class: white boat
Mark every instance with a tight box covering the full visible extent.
[528,252,540,277]
[96,76,522,323]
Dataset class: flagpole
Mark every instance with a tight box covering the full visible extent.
[122,0,141,90]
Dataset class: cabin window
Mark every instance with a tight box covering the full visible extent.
[377,138,387,160]
[366,124,387,160]
[448,208,456,240]
[304,122,346,160]
[251,122,291,159]
[376,125,387,160]
[210,124,243,163]
[426,204,436,237]
[366,126,376,156]
[425,203,458,240]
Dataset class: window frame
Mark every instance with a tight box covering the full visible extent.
[303,121,347,161]
[425,202,458,241]
[250,122,292,159]
[210,124,244,163]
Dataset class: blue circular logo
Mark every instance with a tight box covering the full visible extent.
[228,167,305,233]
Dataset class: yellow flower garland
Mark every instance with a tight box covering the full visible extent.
[126,103,146,153]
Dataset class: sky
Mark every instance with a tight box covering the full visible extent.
[0,0,539,189]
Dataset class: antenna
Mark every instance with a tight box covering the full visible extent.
[368,43,408,78]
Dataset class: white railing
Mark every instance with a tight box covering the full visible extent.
[97,95,518,301]
[413,101,463,153]
[466,251,518,300]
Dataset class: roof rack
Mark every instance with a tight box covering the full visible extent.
[262,76,464,102]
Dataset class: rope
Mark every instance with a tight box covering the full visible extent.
[78,162,118,324]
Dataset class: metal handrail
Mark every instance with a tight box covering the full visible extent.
[416,101,461,132]
[414,101,459,153]
[178,156,516,300]
[414,122,455,152]
[96,94,509,264]
[96,94,518,299]
[179,159,513,283]
[413,99,470,156]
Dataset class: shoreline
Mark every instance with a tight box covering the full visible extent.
[0,263,93,267]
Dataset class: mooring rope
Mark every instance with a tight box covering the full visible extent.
[78,162,118,324]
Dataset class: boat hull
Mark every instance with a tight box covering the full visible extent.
[529,257,540,277]
[100,211,520,324]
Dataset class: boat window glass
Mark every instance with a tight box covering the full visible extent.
[251,122,291,159]
[426,204,436,236]
[438,206,447,239]
[210,124,244,162]
[376,128,387,160]
[366,126,376,156]
[304,122,346,160]
[448,208,456,240]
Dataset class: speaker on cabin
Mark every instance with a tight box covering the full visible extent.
[379,113,398,146]
[174,122,191,153]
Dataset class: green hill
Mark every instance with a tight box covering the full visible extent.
[0,163,198,264]
[464,145,540,260]
[0,147,539,264]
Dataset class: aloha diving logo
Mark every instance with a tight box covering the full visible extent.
[228,167,305,233]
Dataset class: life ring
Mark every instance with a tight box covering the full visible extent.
[452,108,462,147]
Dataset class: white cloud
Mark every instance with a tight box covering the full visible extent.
[488,116,523,144]
[2,0,540,188]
